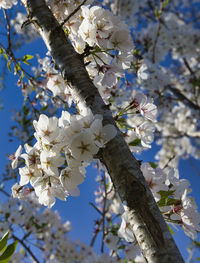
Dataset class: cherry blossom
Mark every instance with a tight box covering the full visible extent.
[10,145,22,169]
[0,0,17,9]
[118,211,135,243]
[1,0,200,261]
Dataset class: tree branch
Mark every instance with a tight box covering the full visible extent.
[60,0,87,28]
[12,234,40,263]
[183,57,195,76]
[22,1,184,262]
[168,85,200,111]
[3,9,12,52]
[101,172,107,253]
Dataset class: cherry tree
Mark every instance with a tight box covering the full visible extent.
[0,0,199,262]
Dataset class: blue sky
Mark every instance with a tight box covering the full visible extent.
[0,18,200,263]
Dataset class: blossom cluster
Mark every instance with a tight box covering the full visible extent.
[0,195,124,263]
[44,1,134,101]
[11,111,117,207]
[9,1,158,155]
[135,4,200,168]
[91,163,145,262]
[118,163,200,241]
[141,163,200,240]
[1,0,200,261]
[92,160,200,261]
[15,1,134,106]
[101,0,200,170]
[109,90,158,153]
[0,0,17,9]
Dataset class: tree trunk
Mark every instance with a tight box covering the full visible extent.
[23,1,185,262]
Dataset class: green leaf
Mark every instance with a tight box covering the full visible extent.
[158,190,175,198]
[157,190,178,207]
[7,61,11,73]
[163,0,169,8]
[193,241,200,247]
[167,224,175,235]
[0,241,18,263]
[22,55,33,61]
[14,63,21,74]
[128,138,141,147]
[109,224,119,236]
[27,135,34,143]
[155,8,161,18]
[149,162,157,169]
[19,247,25,255]
[41,105,48,112]
[192,78,200,87]
[3,54,8,61]
[22,55,33,65]
[0,232,9,254]
[23,105,29,115]
[196,257,200,261]
[22,60,30,65]
[118,244,126,250]
[5,214,9,220]
[21,71,25,79]
[133,49,140,56]
[106,182,111,190]
[160,198,177,207]
[24,118,32,126]
[124,259,134,263]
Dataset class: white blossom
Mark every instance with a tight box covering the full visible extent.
[118,212,135,242]
[0,0,17,9]
[10,145,22,169]
[60,167,85,193]
[69,131,99,162]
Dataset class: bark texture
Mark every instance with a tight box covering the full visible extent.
[23,1,185,262]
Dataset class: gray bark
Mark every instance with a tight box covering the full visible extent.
[23,1,185,262]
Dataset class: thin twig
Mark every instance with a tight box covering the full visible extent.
[101,172,107,253]
[152,0,167,63]
[152,22,161,63]
[12,234,40,263]
[168,85,200,111]
[183,57,195,76]
[162,155,175,170]
[89,202,103,215]
[0,188,10,197]
[3,9,12,52]
[27,96,40,119]
[90,219,102,247]
[60,0,87,28]
[188,159,200,177]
